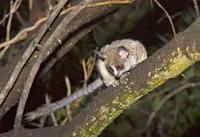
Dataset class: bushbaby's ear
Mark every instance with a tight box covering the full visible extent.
[117,46,129,59]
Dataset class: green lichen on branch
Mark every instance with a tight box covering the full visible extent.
[147,48,194,90]
[110,46,199,111]
[79,104,123,136]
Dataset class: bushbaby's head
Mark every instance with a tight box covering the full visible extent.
[100,46,130,78]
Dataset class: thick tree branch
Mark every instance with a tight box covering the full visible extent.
[2,14,200,137]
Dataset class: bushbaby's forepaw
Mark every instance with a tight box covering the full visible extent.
[119,72,130,84]
[112,80,119,87]
[104,77,116,87]
[119,77,128,84]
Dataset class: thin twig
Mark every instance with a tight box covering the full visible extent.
[16,11,27,27]
[0,13,9,26]
[85,56,95,81]
[150,0,153,7]
[157,12,182,23]
[44,94,58,126]
[0,0,22,26]
[153,0,176,36]
[146,82,200,128]
[60,115,69,125]
[80,56,96,91]
[6,1,14,41]
[81,59,88,87]
[0,1,14,58]
[0,0,23,58]
[193,0,199,17]
[0,17,46,49]
[65,76,72,121]
[61,76,72,125]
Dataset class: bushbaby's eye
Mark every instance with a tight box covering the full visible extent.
[107,66,114,74]
[115,64,124,71]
